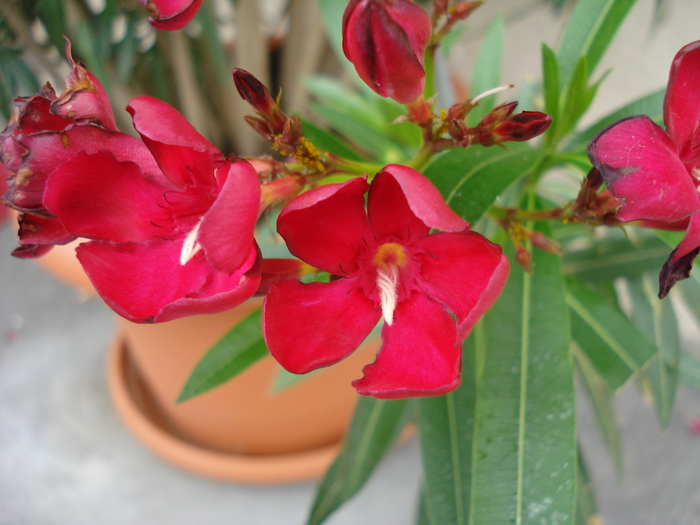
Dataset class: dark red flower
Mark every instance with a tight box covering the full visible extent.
[138,0,203,30]
[342,0,432,104]
[587,40,700,296]
[42,97,262,323]
[262,165,508,399]
[1,45,135,257]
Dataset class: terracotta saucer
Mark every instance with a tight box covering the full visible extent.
[107,336,340,484]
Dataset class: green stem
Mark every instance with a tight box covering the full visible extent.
[332,158,387,177]
[406,144,436,172]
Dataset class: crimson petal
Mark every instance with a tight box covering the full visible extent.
[198,159,261,274]
[263,277,381,374]
[352,291,461,399]
[277,177,372,275]
[369,165,468,242]
[44,151,172,242]
[140,0,204,30]
[664,40,700,160]
[588,116,700,222]
[128,97,220,189]
[77,239,259,323]
[415,231,509,341]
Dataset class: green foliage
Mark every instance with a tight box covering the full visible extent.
[424,144,545,224]
[467,15,504,126]
[307,397,411,525]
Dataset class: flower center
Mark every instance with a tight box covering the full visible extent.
[373,243,408,325]
[180,221,202,265]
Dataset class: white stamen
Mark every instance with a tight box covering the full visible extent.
[376,267,399,325]
[180,222,202,265]
[471,84,515,104]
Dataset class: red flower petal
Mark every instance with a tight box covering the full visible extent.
[127,97,220,189]
[263,277,381,374]
[369,165,468,241]
[53,43,118,131]
[277,177,372,275]
[415,231,509,341]
[10,126,163,213]
[588,116,700,222]
[198,159,261,274]
[15,213,74,247]
[77,239,260,323]
[43,151,173,242]
[352,291,461,399]
[664,40,700,160]
[140,0,204,30]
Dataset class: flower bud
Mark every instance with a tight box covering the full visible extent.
[233,69,287,134]
[342,0,432,104]
[476,102,551,146]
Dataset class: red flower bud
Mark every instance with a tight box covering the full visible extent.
[233,69,287,134]
[476,102,551,146]
[342,0,432,104]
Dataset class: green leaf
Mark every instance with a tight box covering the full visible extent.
[566,88,665,151]
[177,308,268,402]
[557,0,638,87]
[679,352,700,389]
[415,487,435,525]
[423,144,545,224]
[575,450,600,525]
[553,56,603,142]
[627,274,680,428]
[469,217,576,524]
[307,397,410,525]
[418,334,478,525]
[468,15,504,126]
[541,44,560,127]
[316,0,349,68]
[566,277,657,392]
[301,119,364,161]
[562,234,672,283]
[572,345,622,474]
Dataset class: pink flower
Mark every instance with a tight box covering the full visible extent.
[587,40,700,296]
[342,0,432,104]
[43,96,262,323]
[138,0,203,30]
[262,165,509,399]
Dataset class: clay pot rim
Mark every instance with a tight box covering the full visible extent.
[108,335,339,485]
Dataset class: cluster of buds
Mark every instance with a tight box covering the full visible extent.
[446,101,552,149]
[233,69,327,173]
[492,214,561,273]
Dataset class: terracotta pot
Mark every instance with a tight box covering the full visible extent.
[108,299,380,484]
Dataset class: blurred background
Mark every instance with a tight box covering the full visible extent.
[2,0,700,523]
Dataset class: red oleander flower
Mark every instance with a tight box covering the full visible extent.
[42,96,262,323]
[262,165,509,399]
[587,40,700,296]
[138,0,203,30]
[342,0,432,104]
[1,45,140,257]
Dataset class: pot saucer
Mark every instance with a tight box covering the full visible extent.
[107,336,340,484]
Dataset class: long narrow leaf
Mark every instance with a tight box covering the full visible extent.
[418,334,479,525]
[572,344,622,474]
[177,308,268,402]
[307,397,410,525]
[575,449,600,525]
[627,274,680,428]
[424,144,544,224]
[566,277,657,392]
[470,219,576,524]
[468,15,504,126]
[557,0,638,87]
